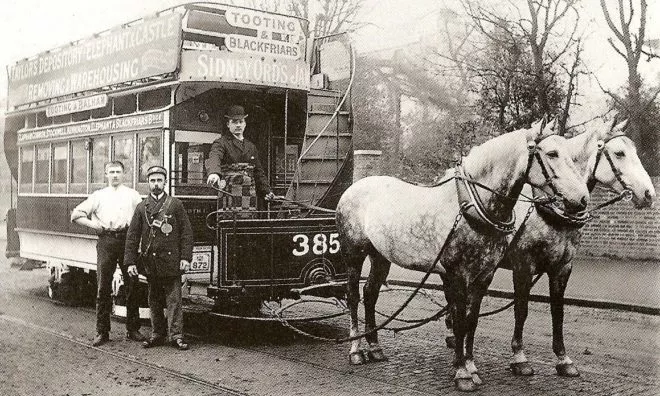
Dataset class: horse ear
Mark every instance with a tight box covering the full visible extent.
[537,117,558,140]
[526,118,546,143]
[611,119,629,135]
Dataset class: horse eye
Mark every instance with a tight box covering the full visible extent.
[614,151,625,158]
[546,150,559,158]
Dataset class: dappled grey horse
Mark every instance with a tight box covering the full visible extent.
[336,119,589,392]
[494,118,655,378]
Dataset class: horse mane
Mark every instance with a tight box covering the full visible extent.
[568,122,606,172]
[463,128,527,181]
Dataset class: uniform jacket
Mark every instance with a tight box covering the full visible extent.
[206,134,270,197]
[124,193,193,278]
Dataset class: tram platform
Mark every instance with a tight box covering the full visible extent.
[385,255,660,315]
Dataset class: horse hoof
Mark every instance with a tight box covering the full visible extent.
[366,348,388,362]
[454,378,478,392]
[349,351,366,365]
[445,335,456,349]
[556,363,580,377]
[471,373,482,386]
[510,361,535,376]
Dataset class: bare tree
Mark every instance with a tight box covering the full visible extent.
[600,0,660,174]
[257,0,366,37]
[461,0,583,133]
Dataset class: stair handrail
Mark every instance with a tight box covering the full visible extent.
[285,37,356,204]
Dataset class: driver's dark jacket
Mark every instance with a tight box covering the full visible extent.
[206,134,269,197]
[123,193,193,278]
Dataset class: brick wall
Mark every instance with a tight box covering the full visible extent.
[579,177,660,260]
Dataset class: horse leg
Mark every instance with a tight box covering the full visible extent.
[362,249,391,362]
[549,264,579,377]
[464,290,486,388]
[448,283,475,392]
[345,249,366,365]
[443,281,456,349]
[510,264,535,376]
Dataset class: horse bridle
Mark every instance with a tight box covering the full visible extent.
[524,136,561,200]
[587,134,633,201]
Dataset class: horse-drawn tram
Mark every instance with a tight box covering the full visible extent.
[3,3,354,315]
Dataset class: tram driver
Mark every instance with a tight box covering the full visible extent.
[206,105,276,205]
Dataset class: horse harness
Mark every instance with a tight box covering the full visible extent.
[534,134,633,228]
[455,135,559,235]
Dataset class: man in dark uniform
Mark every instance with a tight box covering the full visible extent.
[206,105,275,201]
[124,166,193,351]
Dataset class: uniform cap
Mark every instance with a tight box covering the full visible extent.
[146,165,167,178]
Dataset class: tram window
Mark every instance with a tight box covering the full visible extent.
[172,130,217,195]
[91,101,112,119]
[53,114,71,124]
[113,135,135,187]
[70,140,87,194]
[137,133,162,194]
[139,88,171,111]
[35,144,51,193]
[72,110,91,122]
[51,143,68,193]
[26,114,36,129]
[20,146,34,193]
[90,137,110,191]
[114,94,137,115]
[36,112,51,127]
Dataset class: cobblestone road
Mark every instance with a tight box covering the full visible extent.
[2,264,659,395]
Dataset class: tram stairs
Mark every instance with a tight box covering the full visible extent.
[285,88,352,210]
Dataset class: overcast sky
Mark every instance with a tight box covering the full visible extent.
[1,0,659,116]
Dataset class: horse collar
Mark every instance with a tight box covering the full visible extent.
[455,165,516,235]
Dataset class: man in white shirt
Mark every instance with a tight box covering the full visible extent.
[71,161,145,347]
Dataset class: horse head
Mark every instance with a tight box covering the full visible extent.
[525,118,589,214]
[589,118,655,208]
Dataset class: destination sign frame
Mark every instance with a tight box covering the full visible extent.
[179,50,310,91]
[45,94,109,118]
[17,112,164,144]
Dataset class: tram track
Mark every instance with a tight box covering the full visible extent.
[6,278,660,396]
[0,310,248,396]
[20,290,441,395]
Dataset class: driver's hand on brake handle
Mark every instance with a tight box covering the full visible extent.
[206,174,226,190]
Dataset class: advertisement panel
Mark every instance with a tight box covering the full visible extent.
[17,112,164,144]
[7,13,182,108]
[179,50,309,90]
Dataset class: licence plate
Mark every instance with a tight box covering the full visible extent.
[190,250,211,273]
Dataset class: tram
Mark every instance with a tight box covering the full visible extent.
[3,2,354,314]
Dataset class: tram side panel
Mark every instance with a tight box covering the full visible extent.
[208,217,347,303]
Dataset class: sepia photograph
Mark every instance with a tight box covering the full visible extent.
[0,0,658,394]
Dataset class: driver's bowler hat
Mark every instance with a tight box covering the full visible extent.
[225,105,248,120]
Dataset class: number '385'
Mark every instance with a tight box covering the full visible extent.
[292,233,340,256]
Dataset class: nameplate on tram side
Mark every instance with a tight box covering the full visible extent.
[179,51,310,91]
[17,112,164,143]
[45,94,108,117]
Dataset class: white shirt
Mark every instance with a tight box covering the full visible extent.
[71,185,142,230]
